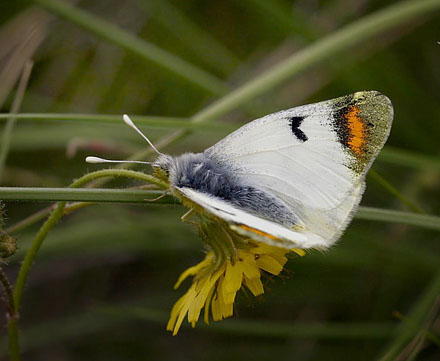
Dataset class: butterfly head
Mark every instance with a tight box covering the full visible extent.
[152,153,174,183]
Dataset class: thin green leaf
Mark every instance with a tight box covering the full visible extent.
[34,0,228,95]
[0,113,234,131]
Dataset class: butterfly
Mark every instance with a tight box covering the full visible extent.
[87,90,393,250]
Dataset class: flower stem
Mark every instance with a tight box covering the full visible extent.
[8,317,20,361]
[7,168,166,359]
[70,169,167,189]
[0,266,14,317]
[12,202,65,311]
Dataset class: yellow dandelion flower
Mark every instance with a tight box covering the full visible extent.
[167,217,305,335]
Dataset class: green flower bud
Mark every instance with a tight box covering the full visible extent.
[0,232,17,258]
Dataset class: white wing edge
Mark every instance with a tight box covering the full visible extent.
[176,187,329,250]
[326,180,366,246]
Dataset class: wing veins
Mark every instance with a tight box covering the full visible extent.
[234,169,339,206]
[233,149,349,199]
[223,137,340,162]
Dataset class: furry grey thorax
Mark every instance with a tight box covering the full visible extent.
[154,152,296,227]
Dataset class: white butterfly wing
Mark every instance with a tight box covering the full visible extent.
[176,186,327,249]
[203,91,392,247]
[177,180,364,249]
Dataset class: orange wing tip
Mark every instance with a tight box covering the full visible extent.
[333,101,370,159]
[344,105,366,156]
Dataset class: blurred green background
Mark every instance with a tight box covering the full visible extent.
[0,0,439,360]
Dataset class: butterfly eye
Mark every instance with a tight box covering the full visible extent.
[152,163,170,182]
[157,163,170,176]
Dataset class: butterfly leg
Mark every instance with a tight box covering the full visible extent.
[181,209,195,222]
[136,184,163,190]
[144,190,169,202]
[181,209,200,231]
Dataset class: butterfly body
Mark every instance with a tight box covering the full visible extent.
[154,152,297,227]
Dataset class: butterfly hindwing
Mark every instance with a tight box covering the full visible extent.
[176,186,331,249]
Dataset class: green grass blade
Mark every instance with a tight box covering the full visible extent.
[34,0,228,95]
[0,113,234,131]
[378,146,440,172]
[377,270,440,361]
[192,0,440,122]
[356,207,440,231]
[2,187,440,231]
[242,0,316,40]
[0,61,33,183]
[3,112,440,170]
[0,187,170,204]
[137,0,239,74]
[368,169,424,214]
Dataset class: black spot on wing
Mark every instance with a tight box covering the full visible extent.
[332,108,350,149]
[330,94,356,150]
[289,116,308,142]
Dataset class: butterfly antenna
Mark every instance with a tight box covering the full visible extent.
[123,114,162,155]
[85,156,152,165]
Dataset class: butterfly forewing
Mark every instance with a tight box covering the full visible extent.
[203,91,393,247]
